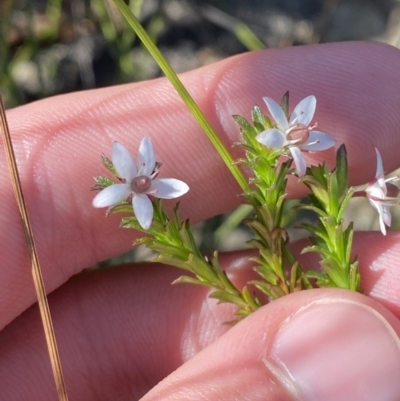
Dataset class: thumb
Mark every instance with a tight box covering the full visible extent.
[142,289,400,401]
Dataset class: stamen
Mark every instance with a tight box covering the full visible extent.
[146,188,158,196]
[305,139,320,147]
[287,123,310,145]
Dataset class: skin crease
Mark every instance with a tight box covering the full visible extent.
[1,41,400,399]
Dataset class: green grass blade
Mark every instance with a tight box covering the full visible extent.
[111,0,249,191]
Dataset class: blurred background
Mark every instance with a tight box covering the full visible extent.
[2,0,399,107]
[1,0,400,260]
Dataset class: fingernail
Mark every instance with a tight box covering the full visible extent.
[268,299,400,401]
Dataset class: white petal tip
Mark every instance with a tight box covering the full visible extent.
[140,222,151,230]
[181,183,190,195]
[151,179,190,199]
[92,184,130,208]
[92,193,109,208]
[133,194,154,230]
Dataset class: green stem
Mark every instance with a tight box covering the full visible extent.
[111,0,249,191]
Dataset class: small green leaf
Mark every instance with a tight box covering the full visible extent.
[178,221,197,252]
[301,222,330,243]
[252,280,286,299]
[101,154,118,176]
[251,105,264,126]
[338,187,356,221]
[303,270,331,286]
[172,275,207,286]
[185,253,217,283]
[335,144,348,198]
[328,171,339,216]
[280,91,289,119]
[289,261,299,292]
[232,114,256,137]
[241,286,260,309]
[253,264,279,285]
[209,290,248,307]
[299,204,329,218]
[91,175,115,190]
[301,174,326,190]
[147,243,188,260]
[109,203,132,216]
[344,222,354,263]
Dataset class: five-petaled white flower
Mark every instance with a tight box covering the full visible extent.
[92,137,189,230]
[365,148,400,236]
[256,95,336,177]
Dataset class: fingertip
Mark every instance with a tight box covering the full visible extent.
[269,296,400,401]
[143,289,400,401]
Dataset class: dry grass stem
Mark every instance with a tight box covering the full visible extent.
[0,96,69,401]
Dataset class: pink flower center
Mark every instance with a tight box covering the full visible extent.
[131,175,152,194]
[287,123,310,145]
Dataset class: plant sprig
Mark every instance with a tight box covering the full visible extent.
[114,200,261,319]
[232,100,312,300]
[92,92,371,323]
[300,145,360,291]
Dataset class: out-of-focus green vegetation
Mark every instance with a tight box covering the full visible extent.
[0,0,265,108]
[0,0,147,106]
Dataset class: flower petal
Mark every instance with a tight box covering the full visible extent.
[138,137,156,177]
[376,205,387,236]
[112,142,137,181]
[263,97,288,131]
[370,200,389,235]
[382,204,392,228]
[256,129,286,148]
[366,181,385,200]
[133,194,154,230]
[290,95,316,126]
[373,148,388,195]
[379,217,387,235]
[299,131,336,151]
[92,183,130,208]
[290,146,307,177]
[151,178,189,199]
[374,148,384,179]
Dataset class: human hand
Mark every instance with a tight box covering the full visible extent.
[1,41,400,401]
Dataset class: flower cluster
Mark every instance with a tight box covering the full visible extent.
[92,137,189,229]
[254,95,400,235]
[91,92,400,318]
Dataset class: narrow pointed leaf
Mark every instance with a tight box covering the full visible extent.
[335,144,348,198]
[101,153,118,176]
[280,91,290,119]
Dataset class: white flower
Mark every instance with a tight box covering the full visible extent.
[256,95,336,176]
[365,148,400,235]
[93,137,189,230]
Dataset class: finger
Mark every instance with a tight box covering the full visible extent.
[2,259,400,401]
[2,42,400,330]
[143,290,400,401]
[0,264,233,401]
